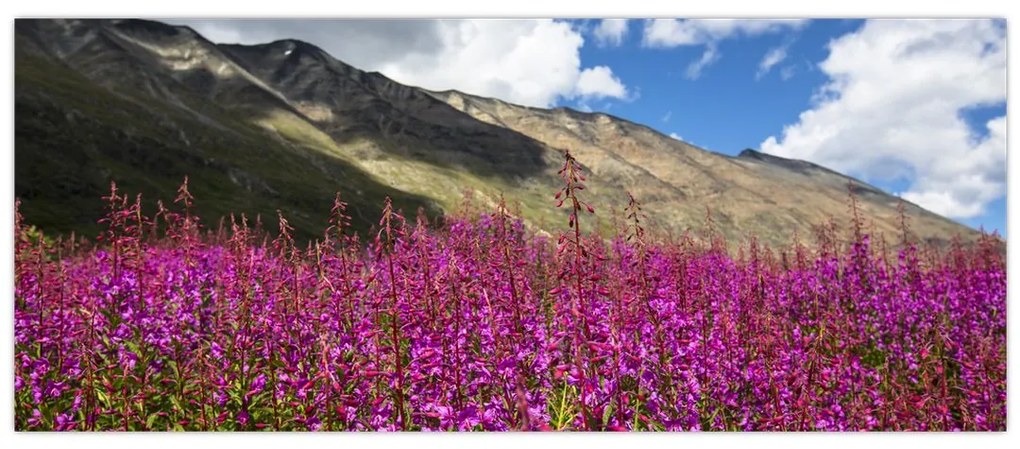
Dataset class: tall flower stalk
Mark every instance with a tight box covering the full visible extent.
[12,174,1005,431]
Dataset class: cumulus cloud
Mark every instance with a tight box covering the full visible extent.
[574,66,629,99]
[756,45,788,79]
[593,19,629,46]
[761,19,1006,219]
[171,19,629,108]
[900,116,1006,218]
[669,132,683,140]
[641,19,807,79]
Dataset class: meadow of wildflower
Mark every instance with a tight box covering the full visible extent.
[13,152,1006,431]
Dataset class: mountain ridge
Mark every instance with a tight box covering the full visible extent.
[14,18,985,248]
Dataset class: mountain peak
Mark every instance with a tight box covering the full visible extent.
[256,39,325,57]
[222,38,329,63]
[738,148,764,159]
[109,18,197,35]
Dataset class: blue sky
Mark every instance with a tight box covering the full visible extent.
[178,18,1007,235]
[564,19,860,155]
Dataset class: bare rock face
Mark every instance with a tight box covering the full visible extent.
[15,18,983,248]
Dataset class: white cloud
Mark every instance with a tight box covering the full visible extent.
[642,19,807,47]
[669,132,683,140]
[685,45,720,80]
[574,65,629,99]
[642,19,807,79]
[761,19,1006,220]
[779,65,796,81]
[756,45,788,79]
[662,111,672,122]
[593,19,629,47]
[172,19,628,108]
[900,116,1005,218]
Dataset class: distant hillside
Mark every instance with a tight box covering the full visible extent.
[15,18,982,247]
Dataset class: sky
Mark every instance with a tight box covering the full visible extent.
[171,18,1007,235]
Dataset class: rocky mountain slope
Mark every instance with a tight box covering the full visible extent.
[15,18,982,247]
[426,90,977,246]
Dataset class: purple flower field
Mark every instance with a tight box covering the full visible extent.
[14,155,1006,431]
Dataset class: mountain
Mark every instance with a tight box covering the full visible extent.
[14,18,982,248]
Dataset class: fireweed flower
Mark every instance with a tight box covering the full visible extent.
[12,179,1005,431]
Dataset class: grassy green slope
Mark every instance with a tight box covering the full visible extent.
[15,51,443,241]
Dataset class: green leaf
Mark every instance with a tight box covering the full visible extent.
[124,340,141,356]
[96,389,110,407]
[146,413,160,430]
[169,394,183,412]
